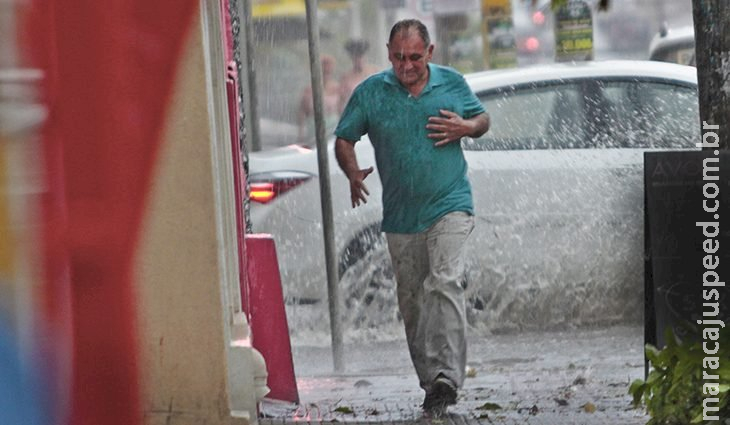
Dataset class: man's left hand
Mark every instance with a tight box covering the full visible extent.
[426,109,472,147]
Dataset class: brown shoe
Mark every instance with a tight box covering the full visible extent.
[422,375,457,415]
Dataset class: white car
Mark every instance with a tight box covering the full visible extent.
[249,60,699,332]
[648,25,695,65]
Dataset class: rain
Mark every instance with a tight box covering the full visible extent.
[2,0,723,423]
[245,0,705,422]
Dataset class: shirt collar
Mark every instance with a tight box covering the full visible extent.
[384,63,444,94]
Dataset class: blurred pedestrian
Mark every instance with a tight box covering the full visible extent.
[0,317,51,425]
[297,54,340,145]
[334,19,490,416]
[338,38,379,112]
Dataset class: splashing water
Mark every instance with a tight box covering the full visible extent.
[285,212,643,347]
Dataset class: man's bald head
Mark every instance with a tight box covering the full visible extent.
[389,19,431,46]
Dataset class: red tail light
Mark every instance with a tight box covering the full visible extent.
[249,172,313,204]
[250,182,277,203]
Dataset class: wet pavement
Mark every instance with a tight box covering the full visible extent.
[260,325,650,424]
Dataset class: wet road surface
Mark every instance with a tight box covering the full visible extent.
[260,325,650,424]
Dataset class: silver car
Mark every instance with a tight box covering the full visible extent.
[249,60,699,333]
[648,25,695,65]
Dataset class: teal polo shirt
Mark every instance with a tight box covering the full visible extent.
[335,63,485,234]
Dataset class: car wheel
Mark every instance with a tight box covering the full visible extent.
[338,228,401,334]
[337,225,488,336]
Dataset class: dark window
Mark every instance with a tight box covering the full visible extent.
[463,78,699,151]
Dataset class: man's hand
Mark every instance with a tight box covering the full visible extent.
[335,137,374,208]
[426,110,490,147]
[348,166,374,208]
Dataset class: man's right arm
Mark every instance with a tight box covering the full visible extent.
[335,137,374,208]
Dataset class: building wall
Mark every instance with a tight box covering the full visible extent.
[134,7,252,425]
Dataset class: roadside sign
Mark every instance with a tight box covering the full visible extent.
[554,0,593,62]
[481,0,509,15]
[253,0,304,17]
[480,0,516,69]
[253,0,349,18]
[644,151,730,350]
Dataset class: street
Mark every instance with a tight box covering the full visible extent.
[261,325,650,424]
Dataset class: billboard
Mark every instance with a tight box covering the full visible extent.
[253,0,349,18]
[554,0,593,62]
[480,0,516,69]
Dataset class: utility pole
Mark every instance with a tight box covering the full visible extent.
[304,0,345,372]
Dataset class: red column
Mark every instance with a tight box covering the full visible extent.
[22,2,198,424]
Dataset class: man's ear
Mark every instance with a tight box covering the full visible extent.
[427,44,434,59]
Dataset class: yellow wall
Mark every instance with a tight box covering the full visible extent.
[134,9,251,425]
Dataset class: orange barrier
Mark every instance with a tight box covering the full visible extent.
[244,234,300,404]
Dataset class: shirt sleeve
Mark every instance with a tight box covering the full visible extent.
[457,75,486,119]
[334,88,368,143]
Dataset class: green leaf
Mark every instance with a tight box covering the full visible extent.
[663,327,677,345]
[476,402,502,411]
[645,370,662,386]
[691,410,705,423]
[645,344,661,365]
[629,379,647,406]
[628,326,730,423]
[333,406,355,414]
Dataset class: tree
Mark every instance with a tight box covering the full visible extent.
[692,0,730,149]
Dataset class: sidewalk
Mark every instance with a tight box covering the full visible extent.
[260,325,650,424]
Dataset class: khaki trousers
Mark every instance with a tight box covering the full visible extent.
[386,211,474,390]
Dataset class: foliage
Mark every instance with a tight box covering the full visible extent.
[629,327,730,424]
[476,402,502,411]
[333,405,355,414]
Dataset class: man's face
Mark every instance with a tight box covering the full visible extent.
[387,30,433,88]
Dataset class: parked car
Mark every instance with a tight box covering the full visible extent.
[249,60,699,332]
[648,24,695,65]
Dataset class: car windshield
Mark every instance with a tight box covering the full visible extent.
[650,44,696,65]
[463,78,700,151]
